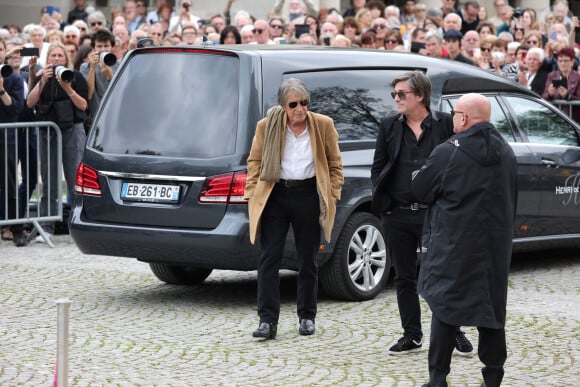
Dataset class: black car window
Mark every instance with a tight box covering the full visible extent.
[89,52,240,158]
[505,96,579,146]
[283,70,403,141]
[442,96,515,142]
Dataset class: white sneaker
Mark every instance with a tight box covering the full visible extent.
[35,233,54,244]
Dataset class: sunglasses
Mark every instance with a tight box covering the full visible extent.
[450,109,465,117]
[514,27,525,32]
[288,99,309,108]
[526,40,538,45]
[65,35,77,38]
[481,47,492,52]
[385,39,398,44]
[270,24,284,29]
[390,90,414,100]
[252,29,264,34]
[91,21,103,26]
[372,24,387,29]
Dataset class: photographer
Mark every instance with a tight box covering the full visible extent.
[169,0,200,35]
[26,43,88,244]
[0,39,27,246]
[80,30,118,131]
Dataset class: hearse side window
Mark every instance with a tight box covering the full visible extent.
[282,70,404,141]
[505,96,580,146]
[442,96,516,142]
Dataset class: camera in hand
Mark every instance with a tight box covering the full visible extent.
[20,47,40,57]
[0,64,13,78]
[54,65,74,82]
[552,77,568,89]
[99,51,117,66]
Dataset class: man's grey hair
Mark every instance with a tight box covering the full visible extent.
[391,70,431,109]
[278,78,310,106]
[425,30,442,43]
[444,12,462,27]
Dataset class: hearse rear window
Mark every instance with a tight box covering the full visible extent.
[90,52,240,158]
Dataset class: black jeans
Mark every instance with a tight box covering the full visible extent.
[17,128,38,217]
[257,181,320,324]
[0,138,24,234]
[428,314,506,387]
[381,209,426,341]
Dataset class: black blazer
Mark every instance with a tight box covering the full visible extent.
[370,110,454,216]
[530,69,548,96]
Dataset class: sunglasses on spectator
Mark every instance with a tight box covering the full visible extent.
[91,21,103,26]
[270,24,284,29]
[390,90,414,100]
[513,27,525,32]
[372,24,387,29]
[253,29,264,34]
[526,40,538,45]
[288,99,309,108]
[385,39,398,44]
[481,47,492,52]
[65,35,77,38]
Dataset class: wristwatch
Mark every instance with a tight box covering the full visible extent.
[0,90,6,96]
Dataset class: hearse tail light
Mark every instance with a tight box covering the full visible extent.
[199,171,248,204]
[75,163,102,196]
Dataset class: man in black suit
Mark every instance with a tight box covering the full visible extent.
[371,71,473,356]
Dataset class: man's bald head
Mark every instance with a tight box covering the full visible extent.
[453,93,491,133]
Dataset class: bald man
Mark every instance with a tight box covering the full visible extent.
[412,94,517,387]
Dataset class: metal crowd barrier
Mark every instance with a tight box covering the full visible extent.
[551,100,580,123]
[1,122,62,247]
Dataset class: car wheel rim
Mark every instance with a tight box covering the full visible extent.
[347,223,387,292]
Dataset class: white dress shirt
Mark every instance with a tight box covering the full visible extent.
[280,125,315,180]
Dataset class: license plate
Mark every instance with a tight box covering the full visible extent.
[121,182,180,203]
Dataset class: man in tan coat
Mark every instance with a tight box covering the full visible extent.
[245,78,343,340]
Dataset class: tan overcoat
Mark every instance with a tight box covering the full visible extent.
[244,111,344,244]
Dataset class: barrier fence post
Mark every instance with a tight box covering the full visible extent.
[55,298,71,387]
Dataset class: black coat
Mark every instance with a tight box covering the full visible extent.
[412,123,517,329]
[371,110,453,216]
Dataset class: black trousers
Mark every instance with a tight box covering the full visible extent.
[0,139,24,234]
[257,181,320,324]
[428,314,506,387]
[382,210,426,340]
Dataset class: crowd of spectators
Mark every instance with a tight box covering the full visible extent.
[1,0,580,244]
[2,0,580,101]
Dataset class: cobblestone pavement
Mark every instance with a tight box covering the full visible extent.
[1,235,579,386]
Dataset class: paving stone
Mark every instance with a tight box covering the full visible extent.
[1,236,579,386]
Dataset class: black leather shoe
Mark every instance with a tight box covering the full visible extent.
[299,319,315,336]
[12,232,29,247]
[252,322,277,339]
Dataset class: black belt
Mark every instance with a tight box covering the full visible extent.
[278,177,316,188]
[398,203,429,211]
